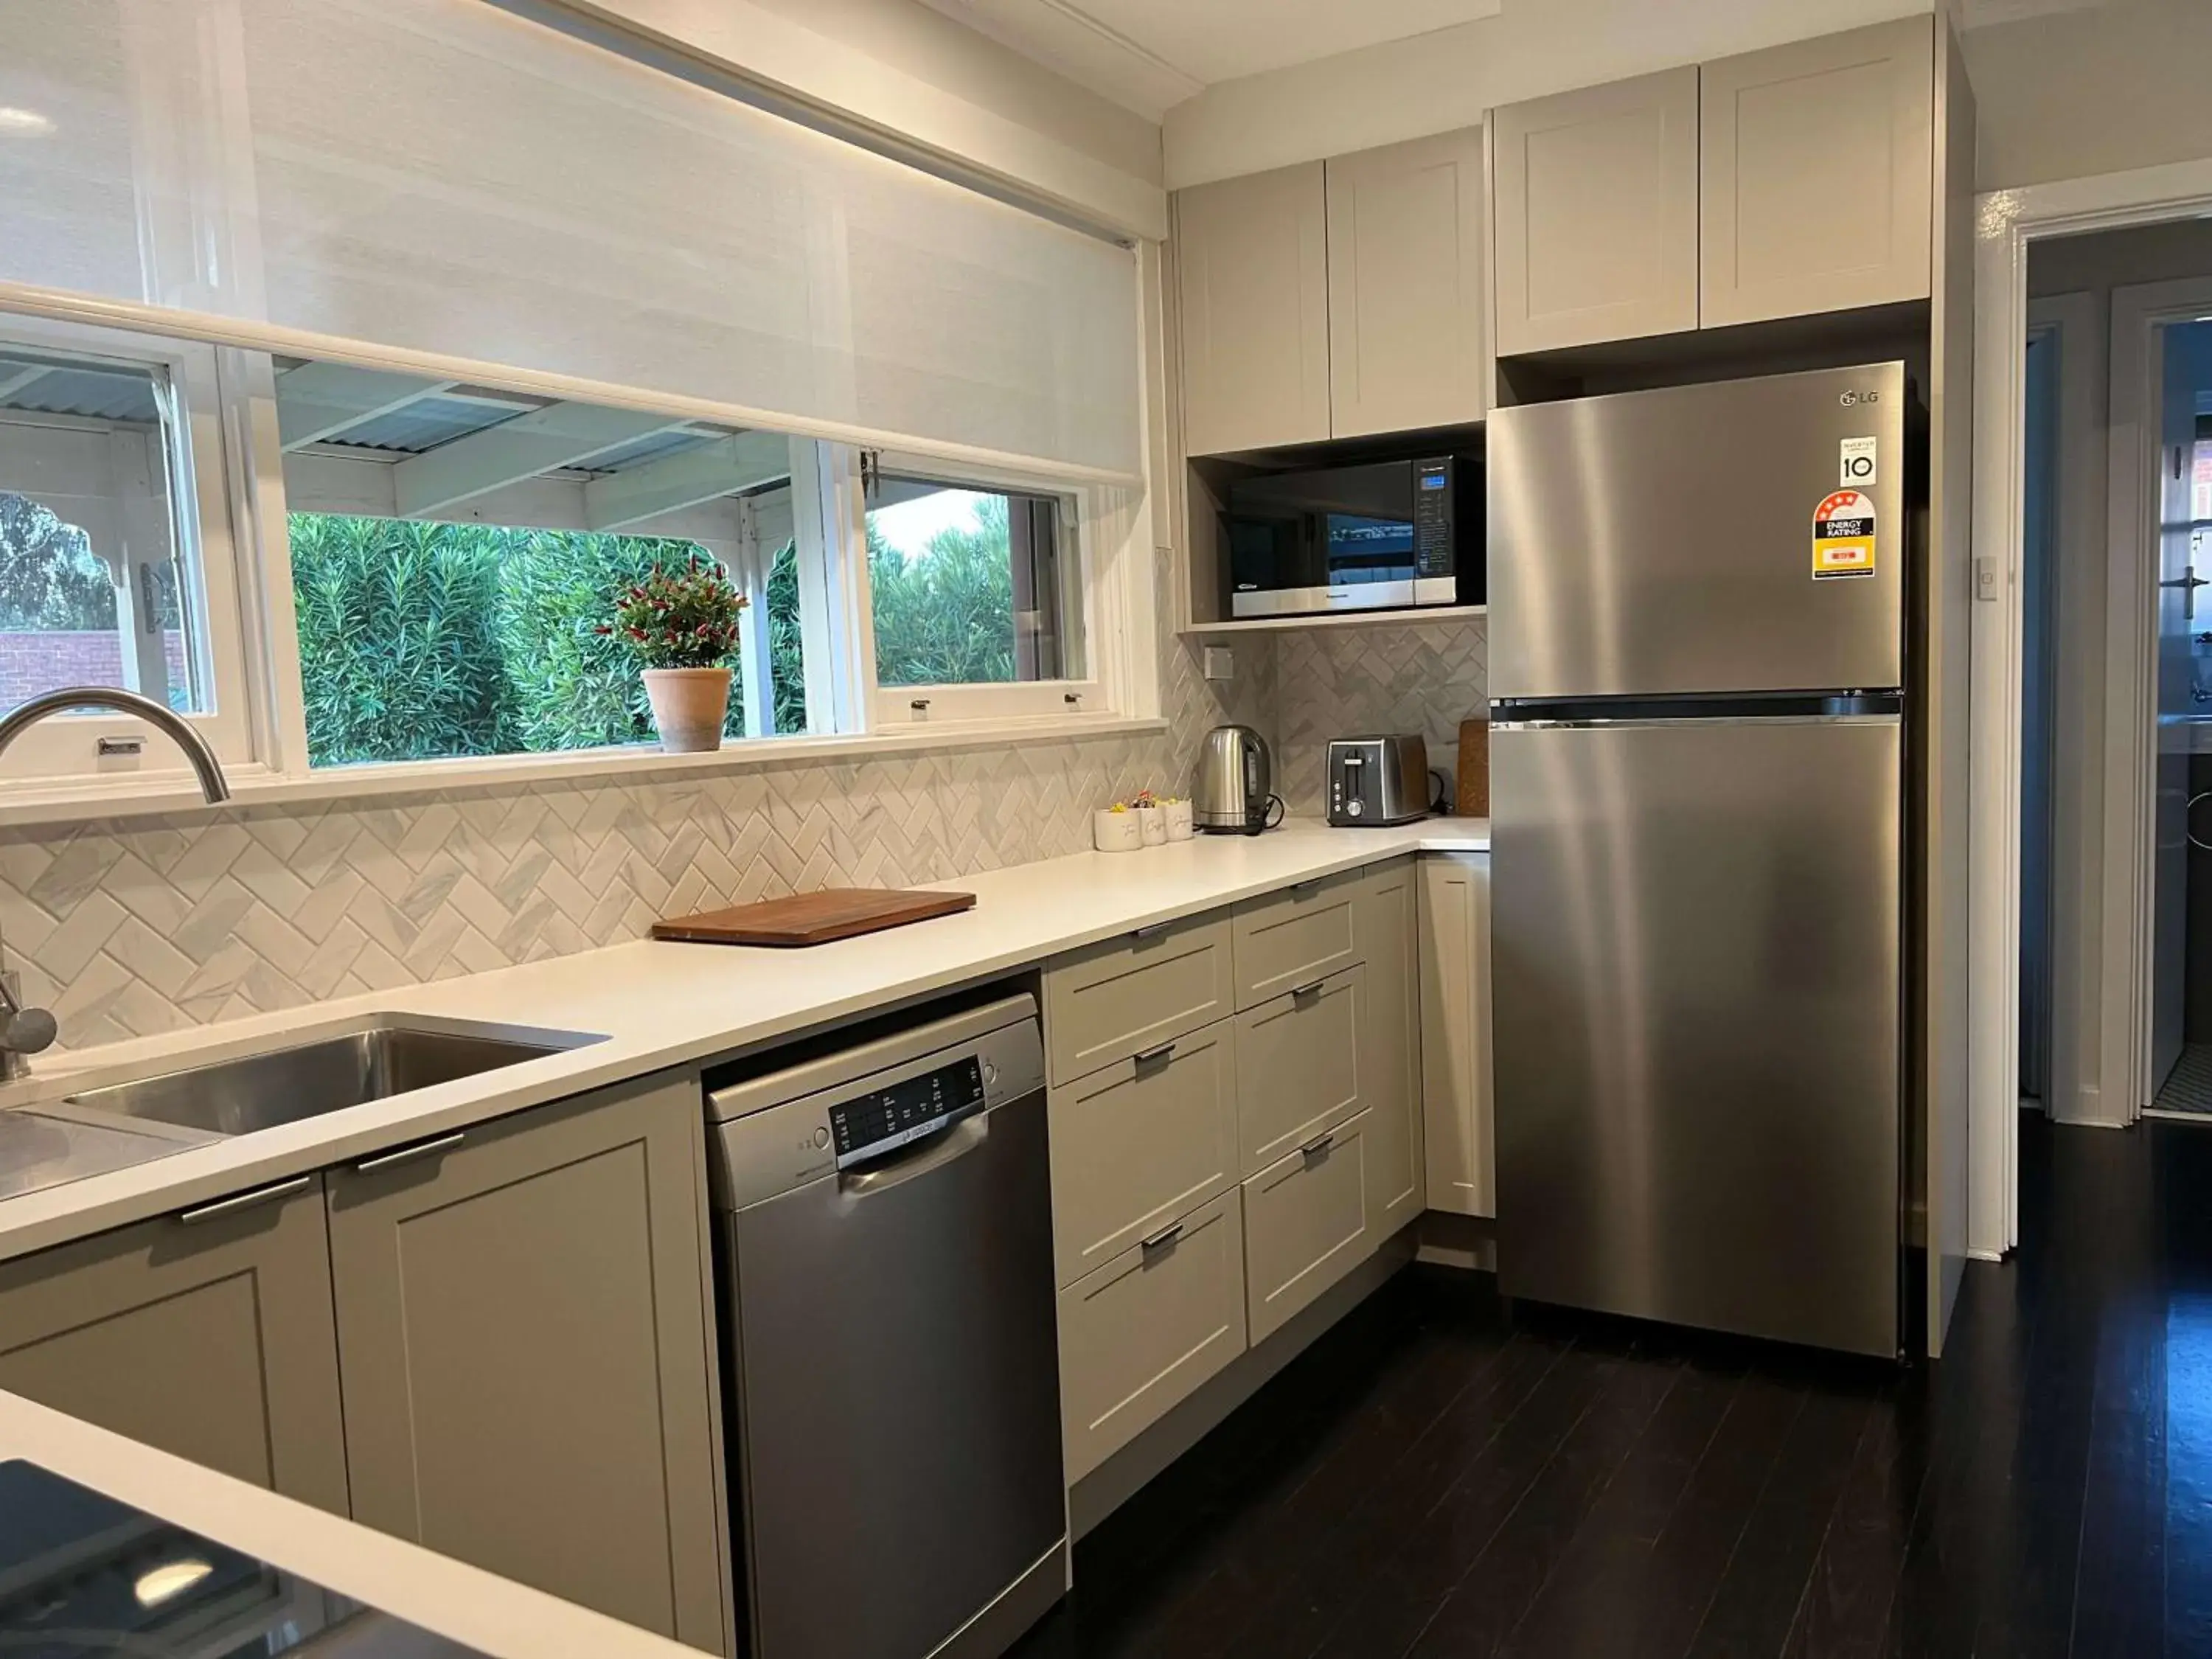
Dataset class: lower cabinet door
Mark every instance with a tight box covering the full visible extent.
[1048,1019,1238,1289]
[1420,852,1495,1217]
[1355,859,1425,1235]
[325,1074,728,1654]
[0,1176,349,1514]
[1242,1110,1374,1345]
[1057,1189,1246,1484]
[1234,965,1364,1175]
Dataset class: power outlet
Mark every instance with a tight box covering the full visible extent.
[1203,646,1234,681]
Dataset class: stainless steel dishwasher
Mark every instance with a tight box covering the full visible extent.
[706,992,1065,1659]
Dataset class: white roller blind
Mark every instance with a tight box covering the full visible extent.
[0,0,1142,478]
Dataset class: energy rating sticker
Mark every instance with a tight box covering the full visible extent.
[1812,490,1877,581]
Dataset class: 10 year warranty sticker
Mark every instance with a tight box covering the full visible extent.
[1812,490,1877,580]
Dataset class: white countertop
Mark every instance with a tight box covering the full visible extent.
[0,818,1487,1264]
[0,1387,712,1658]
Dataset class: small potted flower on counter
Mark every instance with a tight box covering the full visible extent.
[1131,789,1168,846]
[1093,801,1144,853]
[599,554,746,754]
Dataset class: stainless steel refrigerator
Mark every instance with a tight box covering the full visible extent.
[1488,362,1911,1359]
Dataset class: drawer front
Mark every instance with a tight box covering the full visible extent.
[1049,1021,1239,1289]
[1057,1189,1247,1484]
[1243,1111,1373,1346]
[1046,913,1234,1086]
[1231,871,1362,1009]
[1234,964,1364,1175]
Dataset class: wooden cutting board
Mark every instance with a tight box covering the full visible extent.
[1455,717,1489,817]
[651,887,976,947]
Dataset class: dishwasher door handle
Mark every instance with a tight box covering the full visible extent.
[839,1113,991,1197]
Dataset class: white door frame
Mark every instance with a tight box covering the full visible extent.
[1969,159,2212,1261]
[2110,276,2212,1121]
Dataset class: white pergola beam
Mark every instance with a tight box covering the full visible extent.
[276,362,456,450]
[395,403,690,519]
[584,432,792,531]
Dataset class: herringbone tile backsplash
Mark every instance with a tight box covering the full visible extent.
[1276,619,1489,815]
[0,590,1485,1052]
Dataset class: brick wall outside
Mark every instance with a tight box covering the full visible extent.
[0,630,191,710]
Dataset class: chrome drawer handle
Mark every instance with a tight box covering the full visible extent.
[1300,1132,1336,1161]
[178,1176,312,1225]
[1133,1042,1177,1068]
[1130,922,1174,942]
[352,1130,466,1175]
[1290,979,1327,1001]
[1289,877,1325,896]
[1140,1222,1184,1254]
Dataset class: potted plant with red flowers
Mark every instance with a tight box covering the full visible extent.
[599,554,747,753]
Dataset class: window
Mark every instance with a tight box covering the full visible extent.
[271,362,814,768]
[0,319,255,783]
[863,471,1094,723]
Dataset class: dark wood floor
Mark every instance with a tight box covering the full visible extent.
[1013,1113,2212,1658]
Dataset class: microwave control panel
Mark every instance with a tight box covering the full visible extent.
[1413,459,1455,580]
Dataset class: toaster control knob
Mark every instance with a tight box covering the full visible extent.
[1346,799,1364,818]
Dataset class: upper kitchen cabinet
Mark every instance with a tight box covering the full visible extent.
[1324,128,1488,437]
[1175,162,1332,456]
[1700,15,1935,327]
[1490,69,1700,355]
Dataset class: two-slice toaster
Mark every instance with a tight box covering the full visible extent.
[1325,734,1430,827]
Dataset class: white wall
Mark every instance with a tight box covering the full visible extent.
[1964,0,2212,192]
[554,0,1167,238]
[1161,0,1931,188]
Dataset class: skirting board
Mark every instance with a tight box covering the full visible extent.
[1068,1221,1422,1541]
[1414,1208,1495,1273]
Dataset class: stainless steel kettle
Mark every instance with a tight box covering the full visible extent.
[1192,725,1283,835]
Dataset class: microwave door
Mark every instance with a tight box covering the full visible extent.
[1324,513,1417,610]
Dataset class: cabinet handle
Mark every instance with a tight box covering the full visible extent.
[1133,1042,1176,1067]
[352,1130,466,1175]
[1289,878,1325,897]
[177,1175,311,1225]
[1130,921,1174,942]
[1290,979,1327,1001]
[1140,1221,1184,1254]
[1300,1132,1337,1160]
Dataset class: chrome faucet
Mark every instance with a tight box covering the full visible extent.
[0,687,229,1077]
[0,686,231,803]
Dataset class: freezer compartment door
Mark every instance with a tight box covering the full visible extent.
[1488,362,1907,700]
[1492,718,1902,1356]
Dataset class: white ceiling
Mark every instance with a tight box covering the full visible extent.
[921,0,1506,119]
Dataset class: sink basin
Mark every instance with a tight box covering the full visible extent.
[63,1019,602,1138]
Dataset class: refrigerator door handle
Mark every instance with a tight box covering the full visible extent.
[1493,712,1902,732]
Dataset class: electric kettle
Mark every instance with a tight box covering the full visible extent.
[1192,725,1284,835]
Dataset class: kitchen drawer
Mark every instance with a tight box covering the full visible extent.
[1243,1110,1373,1345]
[1234,964,1364,1175]
[1057,1189,1246,1483]
[1049,1020,1239,1289]
[1232,870,1362,1009]
[1045,912,1235,1086]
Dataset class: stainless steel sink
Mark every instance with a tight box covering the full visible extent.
[62,1018,602,1138]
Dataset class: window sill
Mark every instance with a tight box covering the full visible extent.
[0,713,1171,829]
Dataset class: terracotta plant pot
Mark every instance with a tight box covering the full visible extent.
[641,667,732,754]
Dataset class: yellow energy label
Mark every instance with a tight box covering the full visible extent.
[1812,490,1877,581]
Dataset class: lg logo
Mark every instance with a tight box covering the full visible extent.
[1838,389,1883,407]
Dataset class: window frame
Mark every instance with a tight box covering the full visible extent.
[852,450,1114,731]
[0,315,265,785]
[0,302,1162,816]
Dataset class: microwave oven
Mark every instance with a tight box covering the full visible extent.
[1222,454,1481,619]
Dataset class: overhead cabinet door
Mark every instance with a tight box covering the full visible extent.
[1490,68,1700,355]
[1325,128,1488,437]
[1175,162,1332,456]
[1700,15,1935,326]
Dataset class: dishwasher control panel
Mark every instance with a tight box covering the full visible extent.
[831,1057,984,1169]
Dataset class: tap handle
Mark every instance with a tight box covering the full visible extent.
[2,1006,55,1055]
